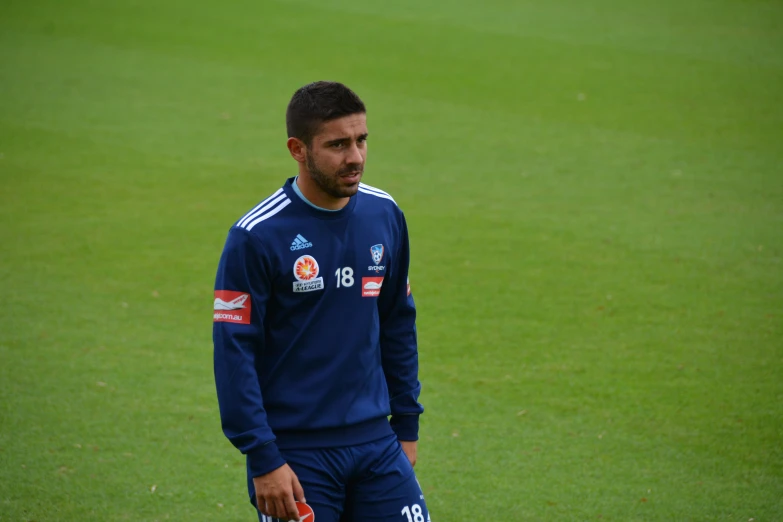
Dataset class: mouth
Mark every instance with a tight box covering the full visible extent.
[340,170,363,183]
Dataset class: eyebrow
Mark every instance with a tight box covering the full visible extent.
[324,133,369,146]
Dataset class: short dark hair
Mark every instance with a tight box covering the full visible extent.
[286,81,366,145]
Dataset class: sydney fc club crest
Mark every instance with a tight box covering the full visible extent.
[371,244,384,265]
[368,244,385,272]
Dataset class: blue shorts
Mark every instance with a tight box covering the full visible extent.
[249,434,430,522]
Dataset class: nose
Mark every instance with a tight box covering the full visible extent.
[347,143,363,165]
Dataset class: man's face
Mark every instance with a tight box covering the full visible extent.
[305,113,368,199]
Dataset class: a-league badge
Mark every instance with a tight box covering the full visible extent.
[292,255,324,293]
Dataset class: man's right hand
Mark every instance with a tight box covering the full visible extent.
[253,464,306,521]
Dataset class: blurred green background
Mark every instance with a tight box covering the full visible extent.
[1,0,781,520]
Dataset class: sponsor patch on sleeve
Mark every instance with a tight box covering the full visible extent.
[213,291,251,324]
[362,277,384,297]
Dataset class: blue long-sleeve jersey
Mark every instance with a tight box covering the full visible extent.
[213,177,423,478]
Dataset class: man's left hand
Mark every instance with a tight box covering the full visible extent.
[400,440,417,467]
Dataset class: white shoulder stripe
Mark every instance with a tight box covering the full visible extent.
[358,182,394,198]
[244,199,292,230]
[359,187,396,203]
[238,191,286,228]
[237,188,284,228]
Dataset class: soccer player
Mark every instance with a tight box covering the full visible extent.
[213,81,429,522]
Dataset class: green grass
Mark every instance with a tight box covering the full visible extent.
[1,0,781,520]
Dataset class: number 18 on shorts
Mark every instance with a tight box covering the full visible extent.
[401,503,430,522]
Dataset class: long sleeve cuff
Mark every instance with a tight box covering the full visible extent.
[390,414,420,441]
[246,441,286,478]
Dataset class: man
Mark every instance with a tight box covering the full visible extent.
[213,81,429,522]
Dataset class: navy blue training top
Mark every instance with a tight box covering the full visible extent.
[213,177,423,478]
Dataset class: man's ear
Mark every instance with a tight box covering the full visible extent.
[287,137,307,163]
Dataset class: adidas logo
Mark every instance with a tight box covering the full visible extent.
[290,234,313,251]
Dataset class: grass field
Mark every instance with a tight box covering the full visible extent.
[1,0,782,520]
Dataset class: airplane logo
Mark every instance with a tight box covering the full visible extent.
[213,293,249,310]
[213,291,252,324]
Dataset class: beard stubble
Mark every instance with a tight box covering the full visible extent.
[305,150,363,200]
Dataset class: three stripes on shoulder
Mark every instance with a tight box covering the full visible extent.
[357,183,396,203]
[237,188,290,231]
[237,183,396,231]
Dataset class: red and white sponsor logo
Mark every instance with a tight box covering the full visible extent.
[213,291,251,324]
[362,277,384,297]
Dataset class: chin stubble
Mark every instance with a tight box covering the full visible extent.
[305,153,362,199]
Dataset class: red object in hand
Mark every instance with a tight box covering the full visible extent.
[296,501,314,521]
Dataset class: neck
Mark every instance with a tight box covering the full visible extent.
[296,169,350,210]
